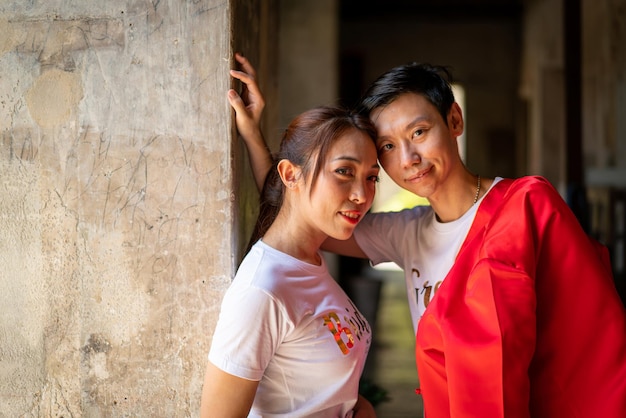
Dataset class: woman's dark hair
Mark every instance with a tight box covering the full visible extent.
[246,106,376,253]
[358,62,456,125]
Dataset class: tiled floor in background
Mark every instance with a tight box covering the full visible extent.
[360,269,424,417]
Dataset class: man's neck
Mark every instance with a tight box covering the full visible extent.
[430,174,492,223]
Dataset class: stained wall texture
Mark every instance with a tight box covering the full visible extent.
[0,0,251,415]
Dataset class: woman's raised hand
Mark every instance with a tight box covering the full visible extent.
[227,52,272,192]
[227,52,266,144]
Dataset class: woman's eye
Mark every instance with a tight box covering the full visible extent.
[369,175,381,183]
[335,168,351,176]
[380,143,393,152]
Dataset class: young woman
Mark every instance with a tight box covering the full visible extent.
[200,61,381,417]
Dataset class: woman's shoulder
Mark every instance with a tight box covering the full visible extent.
[237,241,327,293]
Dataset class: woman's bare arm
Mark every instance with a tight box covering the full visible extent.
[200,361,259,418]
[227,53,273,192]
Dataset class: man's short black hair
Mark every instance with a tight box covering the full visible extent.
[358,63,456,126]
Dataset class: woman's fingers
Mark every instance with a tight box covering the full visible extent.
[229,69,253,84]
[227,89,245,113]
[231,53,265,111]
[230,69,263,100]
[234,53,257,78]
[227,89,256,129]
[229,70,265,116]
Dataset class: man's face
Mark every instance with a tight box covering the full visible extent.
[370,93,463,200]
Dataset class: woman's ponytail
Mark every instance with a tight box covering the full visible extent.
[245,158,283,253]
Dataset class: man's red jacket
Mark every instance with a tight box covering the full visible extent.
[416,176,626,417]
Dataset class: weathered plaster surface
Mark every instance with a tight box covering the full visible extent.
[0,0,236,415]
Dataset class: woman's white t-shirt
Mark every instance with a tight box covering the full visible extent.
[209,240,372,418]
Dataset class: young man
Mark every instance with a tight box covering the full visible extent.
[228,53,626,417]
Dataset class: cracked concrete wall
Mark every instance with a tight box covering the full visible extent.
[0,0,264,415]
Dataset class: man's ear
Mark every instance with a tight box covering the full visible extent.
[448,102,464,137]
[276,159,301,189]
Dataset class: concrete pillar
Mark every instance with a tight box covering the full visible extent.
[0,1,276,415]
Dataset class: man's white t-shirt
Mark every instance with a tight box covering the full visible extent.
[209,240,372,418]
[354,178,502,333]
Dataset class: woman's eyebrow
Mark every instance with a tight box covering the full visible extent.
[330,155,360,162]
[330,156,380,169]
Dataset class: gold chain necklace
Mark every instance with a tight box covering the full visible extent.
[473,175,481,205]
